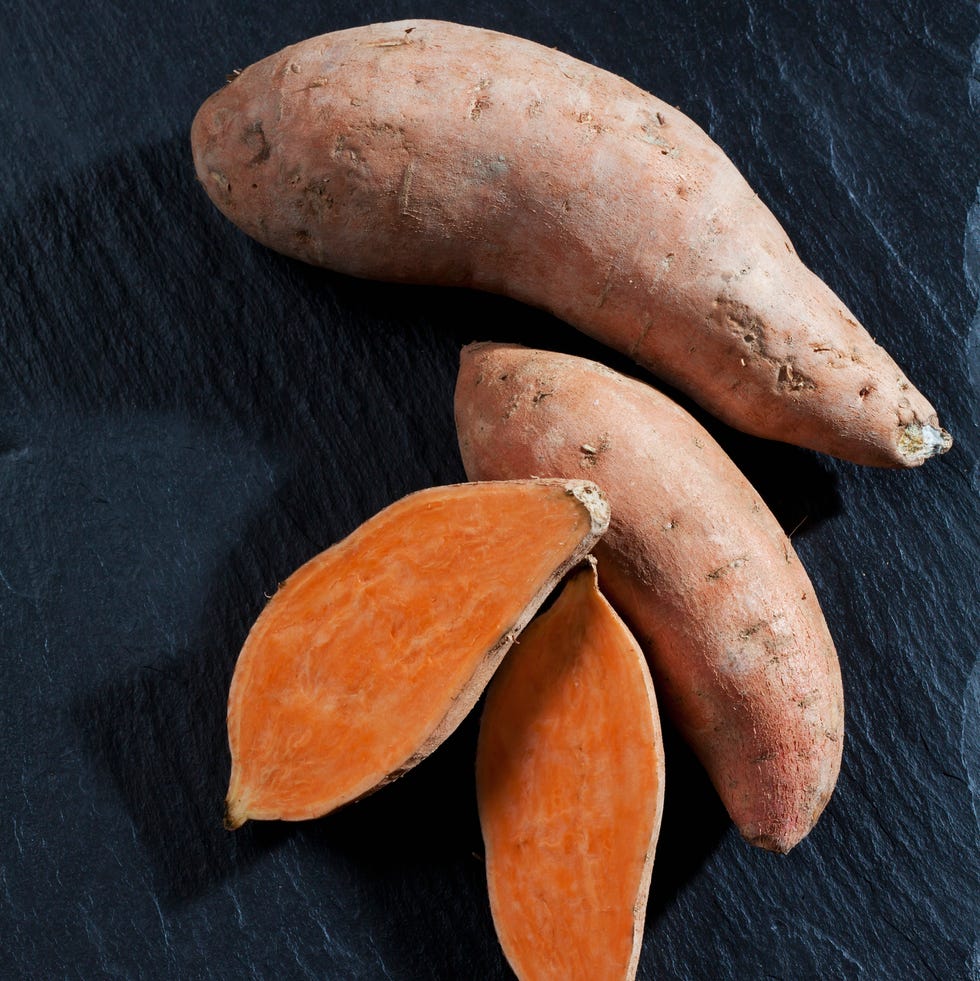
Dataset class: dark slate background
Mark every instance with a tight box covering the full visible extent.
[1,1,978,978]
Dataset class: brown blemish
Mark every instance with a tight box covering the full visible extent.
[706,556,748,580]
[242,121,270,165]
[628,318,655,360]
[398,161,417,218]
[777,363,816,392]
[303,179,334,215]
[596,264,617,308]
[470,96,491,120]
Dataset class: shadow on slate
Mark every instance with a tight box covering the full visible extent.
[299,707,512,980]
[28,131,840,921]
[0,126,843,529]
[69,484,316,903]
[645,719,730,924]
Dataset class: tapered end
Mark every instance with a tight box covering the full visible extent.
[898,422,953,465]
[745,832,794,855]
[224,797,248,831]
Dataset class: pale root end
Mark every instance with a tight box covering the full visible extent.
[565,480,611,537]
[745,831,794,855]
[898,422,953,465]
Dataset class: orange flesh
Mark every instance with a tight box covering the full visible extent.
[477,564,664,981]
[225,480,606,827]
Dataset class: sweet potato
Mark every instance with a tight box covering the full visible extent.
[224,478,609,829]
[478,560,664,981]
[190,18,949,468]
[456,343,843,852]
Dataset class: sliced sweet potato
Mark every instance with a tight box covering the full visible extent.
[224,478,609,829]
[478,560,664,981]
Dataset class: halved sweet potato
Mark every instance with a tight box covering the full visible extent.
[225,478,609,829]
[478,561,665,981]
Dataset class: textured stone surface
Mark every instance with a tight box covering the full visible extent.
[1,1,977,978]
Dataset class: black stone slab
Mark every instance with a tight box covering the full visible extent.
[1,2,978,978]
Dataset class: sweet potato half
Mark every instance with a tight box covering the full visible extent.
[456,344,843,852]
[191,19,949,467]
[224,478,609,829]
[478,561,664,981]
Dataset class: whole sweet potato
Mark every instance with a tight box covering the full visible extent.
[456,343,844,853]
[191,19,949,467]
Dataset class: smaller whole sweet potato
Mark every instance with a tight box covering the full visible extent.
[456,343,844,852]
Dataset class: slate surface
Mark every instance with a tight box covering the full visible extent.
[1,1,978,978]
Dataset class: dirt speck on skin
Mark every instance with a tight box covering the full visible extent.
[777,362,816,392]
[209,170,231,194]
[706,556,748,580]
[578,434,611,467]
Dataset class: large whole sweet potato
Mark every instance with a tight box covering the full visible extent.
[191,19,949,467]
[456,343,844,852]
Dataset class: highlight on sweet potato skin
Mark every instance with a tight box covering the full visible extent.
[190,18,950,468]
[456,343,844,853]
[478,560,664,981]
[224,478,609,830]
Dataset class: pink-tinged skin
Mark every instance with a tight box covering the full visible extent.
[191,19,950,467]
[455,343,844,852]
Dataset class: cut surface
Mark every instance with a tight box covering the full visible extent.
[477,562,664,981]
[225,479,608,828]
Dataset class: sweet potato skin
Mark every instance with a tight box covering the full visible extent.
[456,343,844,852]
[478,561,664,980]
[191,19,949,467]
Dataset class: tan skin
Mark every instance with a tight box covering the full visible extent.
[192,19,949,467]
[456,343,844,852]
